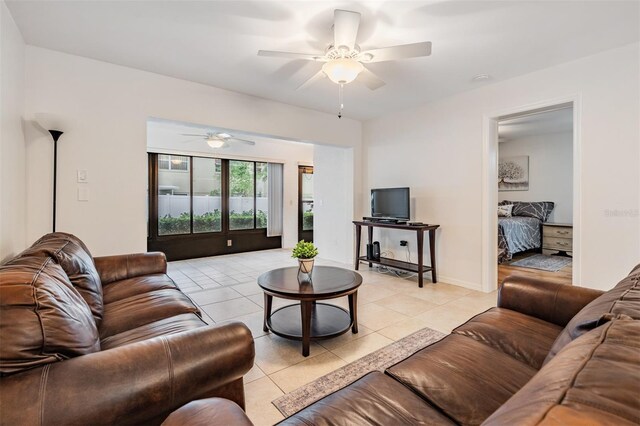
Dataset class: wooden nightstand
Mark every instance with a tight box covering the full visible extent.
[542,223,573,256]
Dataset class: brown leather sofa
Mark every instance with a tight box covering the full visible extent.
[280,264,640,425]
[0,232,255,425]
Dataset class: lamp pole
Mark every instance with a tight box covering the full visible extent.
[48,130,63,232]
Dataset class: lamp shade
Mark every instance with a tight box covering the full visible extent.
[207,139,225,148]
[34,113,67,132]
[322,58,364,85]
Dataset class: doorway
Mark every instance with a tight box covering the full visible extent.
[298,165,314,242]
[496,106,573,285]
[481,97,581,292]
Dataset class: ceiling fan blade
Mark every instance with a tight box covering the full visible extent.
[258,50,326,61]
[180,133,207,137]
[228,138,256,146]
[333,9,361,51]
[296,70,326,91]
[358,68,386,90]
[181,138,203,143]
[360,41,432,63]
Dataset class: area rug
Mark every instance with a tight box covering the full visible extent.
[271,327,446,417]
[510,254,572,272]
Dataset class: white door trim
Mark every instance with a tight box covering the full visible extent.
[481,94,582,292]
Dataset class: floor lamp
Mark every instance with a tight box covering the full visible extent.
[35,114,65,232]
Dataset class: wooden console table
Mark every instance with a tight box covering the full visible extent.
[353,221,440,288]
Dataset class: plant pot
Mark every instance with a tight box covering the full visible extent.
[298,258,315,274]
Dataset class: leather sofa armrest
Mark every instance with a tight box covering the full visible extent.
[0,322,254,426]
[498,276,604,327]
[94,252,167,285]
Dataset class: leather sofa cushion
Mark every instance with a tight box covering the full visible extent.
[100,289,200,338]
[387,334,536,426]
[162,398,253,426]
[454,307,562,369]
[101,313,205,350]
[23,232,104,325]
[483,319,640,425]
[279,371,455,426]
[544,264,640,364]
[0,256,100,375]
[102,273,177,304]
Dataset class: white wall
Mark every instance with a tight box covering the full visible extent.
[498,131,573,223]
[24,46,360,256]
[363,43,639,291]
[0,1,26,261]
[147,122,314,248]
[314,145,355,264]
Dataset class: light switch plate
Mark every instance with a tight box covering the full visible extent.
[78,187,89,201]
[77,170,88,183]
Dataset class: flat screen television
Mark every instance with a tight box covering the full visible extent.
[371,187,410,220]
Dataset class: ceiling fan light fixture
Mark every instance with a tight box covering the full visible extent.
[472,74,492,82]
[216,132,231,139]
[361,53,374,62]
[207,139,225,149]
[322,58,364,85]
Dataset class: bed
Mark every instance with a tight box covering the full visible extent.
[498,201,554,263]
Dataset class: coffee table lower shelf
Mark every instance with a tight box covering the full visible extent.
[266,303,352,341]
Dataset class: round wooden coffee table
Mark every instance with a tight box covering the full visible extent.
[258,266,362,356]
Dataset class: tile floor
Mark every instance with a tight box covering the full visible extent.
[168,249,497,426]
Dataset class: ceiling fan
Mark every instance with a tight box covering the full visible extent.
[181,132,256,149]
[258,9,432,117]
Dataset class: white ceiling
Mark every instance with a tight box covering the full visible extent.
[498,107,573,142]
[7,1,640,120]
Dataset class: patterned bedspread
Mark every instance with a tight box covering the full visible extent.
[498,216,542,263]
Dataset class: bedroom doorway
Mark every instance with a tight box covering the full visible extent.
[482,97,580,292]
[497,106,573,285]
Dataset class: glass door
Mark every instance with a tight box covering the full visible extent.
[298,166,313,242]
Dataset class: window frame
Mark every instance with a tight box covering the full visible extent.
[149,153,269,240]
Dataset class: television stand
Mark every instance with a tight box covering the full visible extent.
[353,221,440,288]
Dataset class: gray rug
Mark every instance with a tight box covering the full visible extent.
[510,254,572,272]
[271,327,446,417]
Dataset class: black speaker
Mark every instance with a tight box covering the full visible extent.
[372,241,381,260]
[366,243,374,260]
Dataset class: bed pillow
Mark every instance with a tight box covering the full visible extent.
[501,201,554,221]
[497,204,513,217]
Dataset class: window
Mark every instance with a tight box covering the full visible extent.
[193,157,222,233]
[256,162,268,229]
[150,154,273,237]
[301,169,313,231]
[158,155,191,235]
[229,160,255,230]
[159,154,189,171]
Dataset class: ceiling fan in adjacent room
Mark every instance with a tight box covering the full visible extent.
[258,9,432,117]
[181,132,256,149]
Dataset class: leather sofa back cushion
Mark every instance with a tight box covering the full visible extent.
[483,319,640,425]
[0,256,100,375]
[23,232,103,324]
[544,264,640,364]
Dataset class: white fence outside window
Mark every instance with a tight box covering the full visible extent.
[158,195,268,217]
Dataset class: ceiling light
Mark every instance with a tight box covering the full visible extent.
[472,74,492,82]
[361,53,374,62]
[322,58,364,85]
[207,139,225,148]
[217,133,231,139]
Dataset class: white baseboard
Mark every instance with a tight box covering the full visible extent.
[437,275,483,292]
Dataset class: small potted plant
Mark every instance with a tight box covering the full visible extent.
[292,240,319,274]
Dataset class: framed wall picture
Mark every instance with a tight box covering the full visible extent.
[498,156,529,191]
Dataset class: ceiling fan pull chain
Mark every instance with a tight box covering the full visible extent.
[338,83,344,119]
